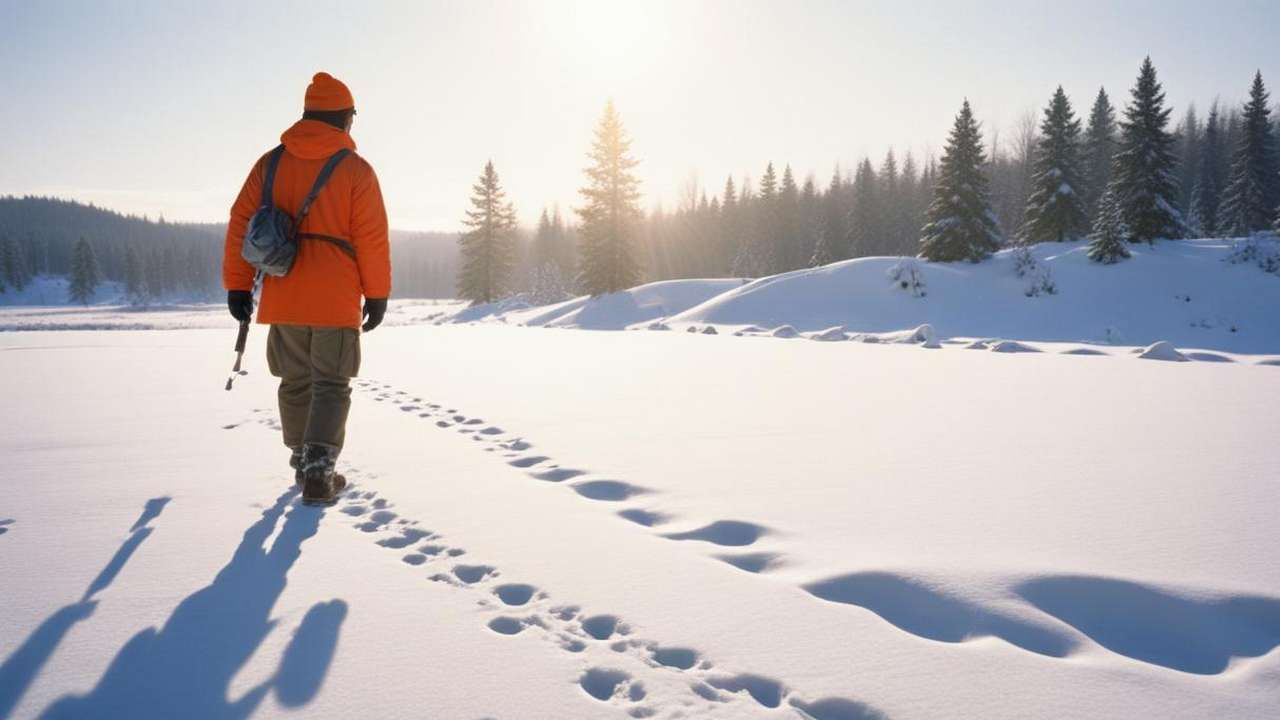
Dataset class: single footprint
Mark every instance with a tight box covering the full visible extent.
[508,456,549,468]
[487,617,525,635]
[617,509,672,527]
[663,520,768,547]
[377,527,432,549]
[494,583,538,606]
[581,614,622,640]
[532,468,586,482]
[651,646,700,670]
[453,564,497,584]
[579,668,645,703]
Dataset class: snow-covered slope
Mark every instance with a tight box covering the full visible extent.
[2,322,1278,719]
[445,278,747,330]
[671,239,1280,353]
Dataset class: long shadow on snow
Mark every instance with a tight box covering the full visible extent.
[803,572,1074,658]
[0,497,168,719]
[1015,575,1280,674]
[39,489,347,719]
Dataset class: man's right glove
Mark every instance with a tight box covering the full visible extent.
[362,297,387,332]
[227,290,254,323]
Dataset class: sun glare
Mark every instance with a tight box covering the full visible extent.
[545,0,668,78]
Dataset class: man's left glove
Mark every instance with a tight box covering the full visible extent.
[227,290,254,323]
[362,298,388,332]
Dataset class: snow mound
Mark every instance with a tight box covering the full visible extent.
[771,325,800,338]
[808,326,848,342]
[700,325,718,335]
[645,321,670,331]
[990,340,1040,354]
[458,279,743,331]
[1137,341,1189,362]
[669,240,1280,353]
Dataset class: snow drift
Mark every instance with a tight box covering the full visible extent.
[445,278,746,330]
[670,239,1280,353]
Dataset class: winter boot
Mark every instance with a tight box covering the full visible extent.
[300,443,347,506]
[289,447,304,486]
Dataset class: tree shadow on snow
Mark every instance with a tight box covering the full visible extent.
[0,498,169,718]
[38,489,347,718]
[803,571,1075,658]
[1015,575,1280,674]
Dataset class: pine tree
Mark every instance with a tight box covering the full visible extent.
[1218,71,1280,236]
[67,237,100,305]
[1175,105,1202,217]
[777,165,801,271]
[919,99,1003,261]
[576,100,642,295]
[1021,86,1088,243]
[848,159,879,256]
[719,176,739,275]
[1,235,31,291]
[820,167,849,262]
[1081,88,1117,226]
[1112,57,1184,243]
[1087,184,1132,263]
[457,160,518,304]
[1192,103,1226,237]
[124,243,146,305]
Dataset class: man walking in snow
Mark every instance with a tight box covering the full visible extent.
[223,72,391,504]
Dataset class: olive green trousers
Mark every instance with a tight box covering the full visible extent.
[265,324,361,451]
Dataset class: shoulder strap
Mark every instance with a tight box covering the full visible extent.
[293,149,352,236]
[260,145,286,207]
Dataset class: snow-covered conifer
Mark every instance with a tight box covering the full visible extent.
[68,237,100,305]
[1219,72,1280,236]
[918,99,1003,261]
[1021,86,1088,242]
[1112,58,1184,243]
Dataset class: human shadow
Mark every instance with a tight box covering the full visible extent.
[40,490,346,719]
[803,571,1075,658]
[1016,575,1280,674]
[0,498,168,719]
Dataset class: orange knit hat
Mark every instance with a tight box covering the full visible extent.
[304,72,355,111]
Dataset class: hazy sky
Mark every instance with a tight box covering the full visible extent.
[3,0,1279,231]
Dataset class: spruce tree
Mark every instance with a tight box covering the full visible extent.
[1218,71,1280,236]
[1021,86,1088,242]
[1112,57,1184,243]
[919,99,1003,262]
[1192,104,1226,237]
[458,161,518,304]
[848,159,879,256]
[1081,88,1117,227]
[1087,184,1132,263]
[576,100,642,295]
[67,237,100,305]
[720,176,739,275]
[820,168,848,262]
[777,165,801,271]
[124,243,146,305]
[1,235,31,291]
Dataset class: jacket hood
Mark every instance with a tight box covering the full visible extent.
[281,119,357,159]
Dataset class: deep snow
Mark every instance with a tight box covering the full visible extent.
[2,317,1279,719]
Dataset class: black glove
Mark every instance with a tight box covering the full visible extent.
[362,297,387,332]
[227,290,254,323]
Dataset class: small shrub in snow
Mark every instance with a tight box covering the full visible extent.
[701,326,718,335]
[1011,246,1058,297]
[888,259,927,297]
[1224,233,1280,275]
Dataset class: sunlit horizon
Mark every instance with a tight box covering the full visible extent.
[3,0,1278,231]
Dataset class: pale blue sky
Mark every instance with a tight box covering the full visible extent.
[2,0,1278,230]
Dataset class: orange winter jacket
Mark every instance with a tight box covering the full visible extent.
[223,119,391,329]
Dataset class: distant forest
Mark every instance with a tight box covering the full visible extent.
[0,196,461,300]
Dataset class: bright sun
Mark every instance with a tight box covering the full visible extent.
[545,0,669,78]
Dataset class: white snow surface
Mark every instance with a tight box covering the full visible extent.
[444,279,747,331]
[670,239,1280,354]
[2,318,1279,719]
